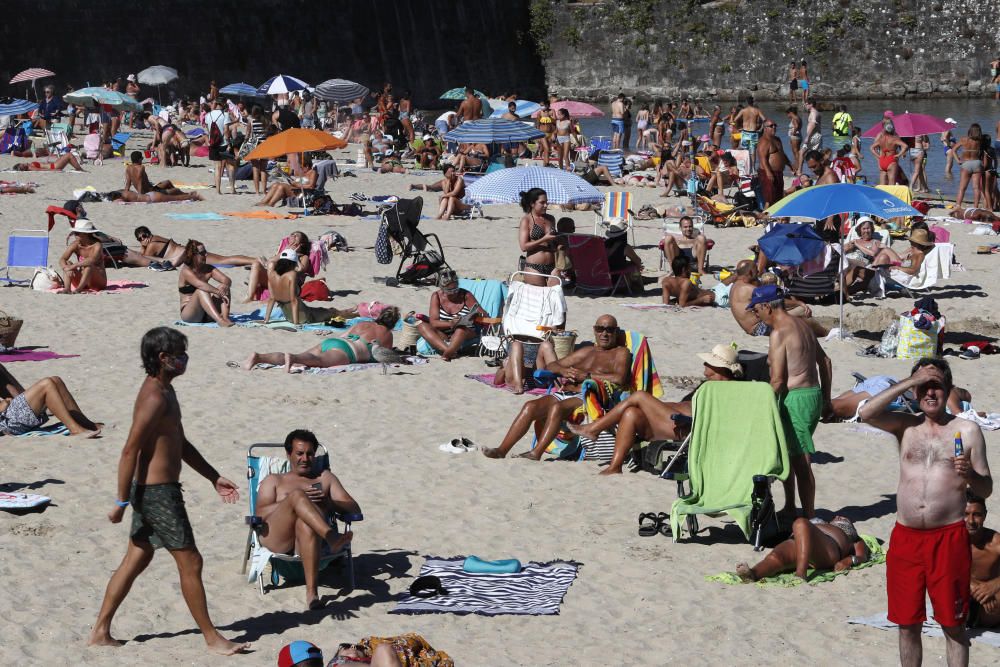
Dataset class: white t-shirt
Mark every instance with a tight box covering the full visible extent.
[205,109,228,140]
[436,111,457,124]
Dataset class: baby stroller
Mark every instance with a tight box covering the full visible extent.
[383,197,449,285]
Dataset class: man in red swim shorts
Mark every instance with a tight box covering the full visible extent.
[860,358,992,666]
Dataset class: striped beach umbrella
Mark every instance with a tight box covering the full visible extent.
[466,166,604,206]
[314,79,369,104]
[219,82,262,98]
[0,98,38,116]
[9,68,54,84]
[444,119,544,144]
[257,74,308,96]
[489,99,541,119]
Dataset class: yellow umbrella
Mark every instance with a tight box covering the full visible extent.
[244,128,347,161]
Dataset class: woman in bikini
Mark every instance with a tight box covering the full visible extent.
[415,269,484,361]
[554,109,573,171]
[244,230,314,302]
[59,219,107,293]
[535,101,555,167]
[255,155,318,206]
[910,134,930,193]
[635,104,650,151]
[955,123,985,211]
[841,217,885,296]
[262,251,342,325]
[436,164,471,220]
[177,240,234,327]
[517,188,558,287]
[107,189,203,203]
[12,153,85,172]
[709,105,724,150]
[452,142,489,173]
[242,307,400,372]
[786,106,802,175]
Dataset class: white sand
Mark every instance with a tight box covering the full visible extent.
[0,137,998,666]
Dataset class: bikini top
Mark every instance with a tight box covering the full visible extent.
[539,114,553,125]
[556,119,571,131]
[528,216,554,249]
[178,284,196,295]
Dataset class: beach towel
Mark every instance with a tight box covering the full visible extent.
[0,349,79,363]
[164,212,226,221]
[706,535,884,587]
[390,556,579,616]
[464,372,550,395]
[621,303,683,311]
[0,492,51,511]
[223,210,299,220]
[848,606,1000,648]
[171,182,214,189]
[8,424,70,437]
[625,330,663,398]
[49,280,147,294]
[235,358,426,373]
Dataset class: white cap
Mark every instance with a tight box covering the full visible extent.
[279,249,298,261]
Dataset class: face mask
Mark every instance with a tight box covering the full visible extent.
[165,353,189,374]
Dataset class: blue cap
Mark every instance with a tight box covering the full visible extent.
[745,284,784,310]
[278,641,323,667]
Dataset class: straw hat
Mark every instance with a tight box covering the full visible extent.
[69,219,100,234]
[697,343,742,375]
[909,228,933,247]
[606,220,628,238]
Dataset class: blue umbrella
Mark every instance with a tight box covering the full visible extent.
[756,223,826,266]
[63,87,142,111]
[765,182,920,219]
[445,119,544,144]
[314,79,369,104]
[0,98,38,116]
[489,99,541,119]
[219,82,262,97]
[257,74,308,96]
[466,166,604,206]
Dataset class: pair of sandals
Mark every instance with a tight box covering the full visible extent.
[147,260,174,272]
[439,437,478,454]
[638,512,671,537]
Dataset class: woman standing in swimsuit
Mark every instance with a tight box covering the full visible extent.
[243,307,400,372]
[518,188,558,287]
[635,104,650,151]
[709,105,724,149]
[177,240,234,327]
[955,123,985,211]
[535,101,554,167]
[415,269,484,361]
[786,106,802,175]
[910,134,930,193]
[554,109,573,170]
[398,91,415,142]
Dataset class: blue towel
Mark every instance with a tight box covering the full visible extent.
[459,278,507,318]
[165,213,226,221]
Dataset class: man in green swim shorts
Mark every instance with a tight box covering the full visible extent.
[746,285,832,520]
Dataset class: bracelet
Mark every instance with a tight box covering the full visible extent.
[850,555,859,567]
[115,499,130,508]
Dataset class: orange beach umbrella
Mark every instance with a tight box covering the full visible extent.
[244,128,347,161]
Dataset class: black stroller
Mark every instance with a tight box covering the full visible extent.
[382,197,449,285]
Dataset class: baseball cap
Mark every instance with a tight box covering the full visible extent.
[745,284,784,310]
[277,640,323,667]
[279,248,298,261]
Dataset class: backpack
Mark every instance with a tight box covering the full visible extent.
[0,125,27,154]
[209,120,223,148]
[397,250,444,284]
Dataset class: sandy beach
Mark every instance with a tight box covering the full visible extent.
[1,135,999,666]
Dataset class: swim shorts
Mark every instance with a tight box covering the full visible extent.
[887,519,970,627]
[130,482,195,550]
[778,386,822,456]
[752,321,772,337]
[611,119,625,134]
[0,393,46,435]
[804,132,822,151]
[739,129,760,151]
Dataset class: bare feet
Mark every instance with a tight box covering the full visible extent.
[481,447,505,459]
[307,594,326,611]
[735,563,757,583]
[283,352,293,374]
[71,428,102,439]
[241,353,259,371]
[219,319,234,328]
[326,530,353,552]
[205,633,251,656]
[515,449,543,461]
[598,465,623,475]
[87,628,125,648]
[566,421,601,442]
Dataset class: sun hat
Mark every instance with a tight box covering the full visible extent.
[69,219,100,234]
[606,220,628,237]
[697,343,742,374]
[909,228,933,247]
[853,215,876,231]
[745,284,784,310]
[277,640,323,667]
[422,134,433,141]
[279,248,298,261]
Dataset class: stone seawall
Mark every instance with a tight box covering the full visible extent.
[542,0,1000,102]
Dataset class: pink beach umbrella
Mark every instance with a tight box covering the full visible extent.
[9,67,55,100]
[532,100,605,118]
[861,112,956,138]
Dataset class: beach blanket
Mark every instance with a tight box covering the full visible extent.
[0,492,51,511]
[223,210,299,220]
[706,535,884,588]
[390,556,579,616]
[171,182,214,190]
[234,358,427,373]
[0,349,78,363]
[464,373,549,395]
[50,280,147,294]
[848,606,1000,648]
[621,303,682,311]
[165,212,226,221]
[8,424,71,437]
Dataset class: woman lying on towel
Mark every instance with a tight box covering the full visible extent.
[107,188,203,203]
[736,515,868,582]
[177,240,234,327]
[0,375,102,437]
[242,307,400,372]
[12,153,85,172]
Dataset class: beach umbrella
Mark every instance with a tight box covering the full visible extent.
[9,67,54,100]
[489,99,541,119]
[532,100,604,118]
[63,87,142,111]
[219,82,261,98]
[756,223,826,266]
[314,79,369,104]
[861,112,956,139]
[445,119,543,144]
[257,74,308,97]
[244,128,347,161]
[0,98,39,117]
[137,65,178,105]
[466,166,604,206]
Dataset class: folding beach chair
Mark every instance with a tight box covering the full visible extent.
[111,132,130,157]
[666,381,789,546]
[597,149,624,177]
[877,242,954,298]
[477,271,565,363]
[0,229,49,286]
[564,233,640,296]
[593,191,635,244]
[382,196,449,285]
[241,443,361,595]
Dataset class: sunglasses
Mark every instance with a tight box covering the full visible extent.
[197,249,207,256]
[593,325,618,334]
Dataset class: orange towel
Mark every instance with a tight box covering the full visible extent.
[222,210,300,220]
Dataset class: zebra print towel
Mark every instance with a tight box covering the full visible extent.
[390,557,579,616]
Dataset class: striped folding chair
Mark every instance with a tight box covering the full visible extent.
[593,191,634,244]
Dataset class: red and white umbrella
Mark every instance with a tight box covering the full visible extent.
[10,68,55,84]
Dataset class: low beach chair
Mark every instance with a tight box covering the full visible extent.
[879,242,954,297]
[667,381,789,545]
[477,271,565,363]
[593,191,635,243]
[565,233,640,296]
[597,149,625,177]
[0,229,49,285]
[241,443,361,595]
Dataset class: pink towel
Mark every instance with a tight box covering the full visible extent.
[0,349,78,362]
[50,280,147,294]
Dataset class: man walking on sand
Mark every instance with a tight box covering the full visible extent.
[746,285,831,520]
[89,327,249,656]
[860,358,991,667]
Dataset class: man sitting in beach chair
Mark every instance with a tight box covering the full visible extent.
[253,430,358,610]
[735,515,869,582]
[660,216,713,274]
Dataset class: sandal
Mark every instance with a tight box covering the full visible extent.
[656,512,672,536]
[638,512,660,537]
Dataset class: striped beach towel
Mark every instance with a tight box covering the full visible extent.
[391,556,579,616]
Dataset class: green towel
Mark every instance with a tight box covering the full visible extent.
[706,534,885,588]
[670,382,790,539]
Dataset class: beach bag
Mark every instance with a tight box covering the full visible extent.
[896,315,939,360]
[878,320,900,358]
[0,310,24,347]
[30,268,62,292]
[375,220,393,264]
[0,125,27,154]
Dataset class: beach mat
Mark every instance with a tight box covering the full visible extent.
[50,280,147,294]
[621,303,682,311]
[8,424,71,437]
[464,373,549,396]
[223,210,299,220]
[165,212,226,221]
[848,607,1000,648]
[0,349,79,363]
[706,535,884,588]
[390,556,579,616]
[229,358,427,373]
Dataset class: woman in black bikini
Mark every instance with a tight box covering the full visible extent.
[518,188,558,287]
[177,240,234,327]
[415,269,484,361]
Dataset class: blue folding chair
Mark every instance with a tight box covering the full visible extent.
[1,229,49,285]
[241,443,361,595]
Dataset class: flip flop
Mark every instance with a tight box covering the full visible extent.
[656,512,672,536]
[438,439,467,454]
[460,437,478,451]
[638,512,659,537]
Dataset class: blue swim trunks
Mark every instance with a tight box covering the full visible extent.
[611,119,625,134]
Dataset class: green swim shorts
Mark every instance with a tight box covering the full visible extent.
[130,482,196,550]
[779,386,823,457]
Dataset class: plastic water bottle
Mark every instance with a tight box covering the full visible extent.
[955,432,964,457]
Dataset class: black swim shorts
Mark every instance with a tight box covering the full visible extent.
[130,482,196,550]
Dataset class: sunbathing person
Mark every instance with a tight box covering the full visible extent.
[244,230,314,303]
[256,155,319,206]
[661,216,711,275]
[414,134,441,169]
[243,307,399,372]
[869,227,933,287]
[452,142,489,173]
[254,430,357,610]
[569,344,742,474]
[482,314,631,460]
[436,164,471,220]
[729,260,828,338]
[736,515,869,582]
[59,219,107,293]
[661,256,715,306]
[0,375,102,437]
[966,493,1000,628]
[123,151,184,194]
[950,206,1000,223]
[828,374,972,421]
[263,251,341,325]
[415,269,484,360]
[12,153,84,172]
[107,189,203,203]
[177,240,233,327]
[841,217,885,295]
[493,338,560,395]
[132,226,258,270]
